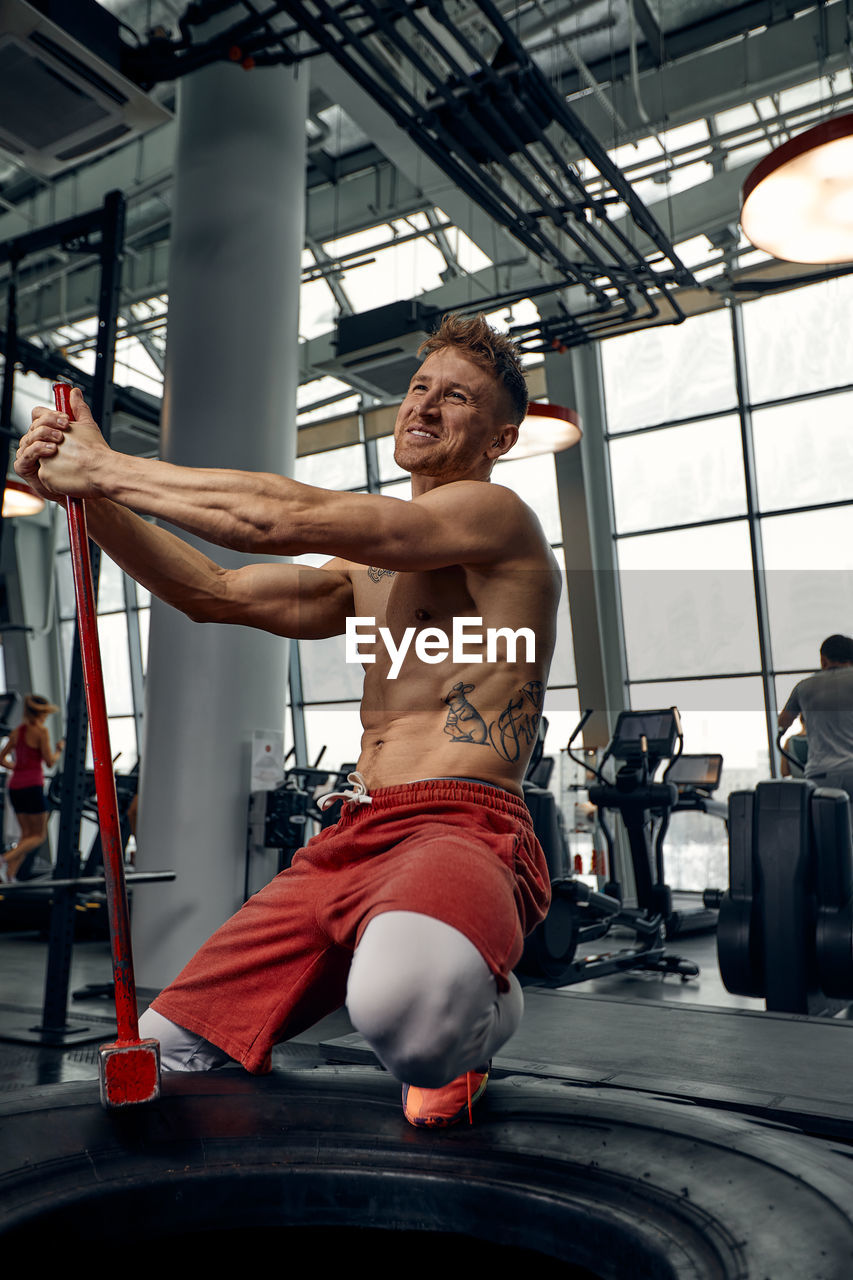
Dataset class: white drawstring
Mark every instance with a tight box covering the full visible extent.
[317,770,373,811]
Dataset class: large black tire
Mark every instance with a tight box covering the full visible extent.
[2,1065,852,1276]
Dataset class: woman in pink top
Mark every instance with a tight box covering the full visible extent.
[0,694,64,882]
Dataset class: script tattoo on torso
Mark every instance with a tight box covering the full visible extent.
[443,680,545,762]
[368,567,397,582]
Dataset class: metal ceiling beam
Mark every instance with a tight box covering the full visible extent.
[6,157,434,336]
[3,1,847,372]
[610,163,750,258]
[631,0,665,64]
[566,0,836,87]
[568,2,850,144]
[301,1,695,349]
[310,54,540,284]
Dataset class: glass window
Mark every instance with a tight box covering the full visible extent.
[629,676,768,890]
[539,693,581,747]
[114,335,163,397]
[56,551,75,619]
[761,507,853,672]
[301,632,365,703]
[59,550,129,618]
[601,308,736,433]
[138,608,150,676]
[753,391,853,512]
[432,209,493,273]
[538,693,581,788]
[54,511,69,552]
[631,676,768,772]
[97,613,133,717]
[742,274,853,403]
[609,416,747,533]
[297,375,355,412]
[549,548,576,688]
[298,277,338,343]
[59,618,75,691]
[380,479,413,503]
[376,433,408,483]
[294,444,367,490]
[97,554,126,613]
[776,672,813,724]
[304,702,364,770]
[107,717,139,772]
[322,229,447,312]
[617,522,760,680]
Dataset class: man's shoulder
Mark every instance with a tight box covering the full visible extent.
[412,478,523,508]
[792,671,819,699]
[797,667,853,703]
[415,480,546,543]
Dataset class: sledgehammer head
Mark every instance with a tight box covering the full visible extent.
[99,1038,161,1109]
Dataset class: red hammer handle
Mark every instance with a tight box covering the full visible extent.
[52,383,140,1044]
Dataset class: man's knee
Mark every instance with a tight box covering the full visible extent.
[347,969,469,1085]
[345,911,511,1086]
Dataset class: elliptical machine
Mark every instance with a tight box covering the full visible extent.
[517,707,699,985]
[716,732,853,1016]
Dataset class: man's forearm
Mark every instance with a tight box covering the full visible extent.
[84,497,232,622]
[91,451,311,556]
[30,391,344,560]
[81,496,352,638]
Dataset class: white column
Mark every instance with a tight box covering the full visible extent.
[133,58,308,989]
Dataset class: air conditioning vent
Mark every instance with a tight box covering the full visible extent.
[324,299,437,397]
[0,38,111,149]
[57,123,132,162]
[29,30,129,105]
[0,0,170,175]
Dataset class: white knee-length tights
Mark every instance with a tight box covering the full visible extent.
[139,910,523,1086]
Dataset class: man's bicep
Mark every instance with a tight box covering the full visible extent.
[222,561,354,638]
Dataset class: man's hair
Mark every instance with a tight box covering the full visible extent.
[418,312,529,425]
[820,634,853,664]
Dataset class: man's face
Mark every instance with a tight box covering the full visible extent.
[393,348,511,480]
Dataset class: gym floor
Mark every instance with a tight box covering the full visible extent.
[1,920,851,1139]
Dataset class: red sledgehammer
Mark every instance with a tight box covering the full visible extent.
[53,382,160,1108]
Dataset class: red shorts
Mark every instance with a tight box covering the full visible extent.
[151,779,551,1073]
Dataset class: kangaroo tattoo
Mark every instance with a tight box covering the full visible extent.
[443,681,489,744]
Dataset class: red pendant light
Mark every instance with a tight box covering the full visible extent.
[514,402,582,459]
[741,114,853,264]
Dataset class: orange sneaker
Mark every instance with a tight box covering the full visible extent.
[402,1063,490,1128]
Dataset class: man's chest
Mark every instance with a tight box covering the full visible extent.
[352,565,475,638]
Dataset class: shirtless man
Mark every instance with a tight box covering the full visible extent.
[16,313,560,1127]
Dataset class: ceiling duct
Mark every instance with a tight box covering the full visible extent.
[327,300,438,398]
[267,0,697,349]
[0,0,170,176]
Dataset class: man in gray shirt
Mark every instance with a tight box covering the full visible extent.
[779,634,853,799]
